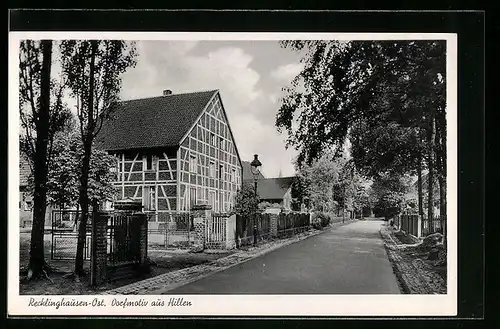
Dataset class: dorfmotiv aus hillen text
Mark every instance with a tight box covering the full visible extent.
[167,297,192,306]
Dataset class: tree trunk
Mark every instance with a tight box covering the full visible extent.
[74,143,92,275]
[27,40,52,279]
[427,117,436,225]
[435,120,447,245]
[74,41,97,277]
[417,152,424,219]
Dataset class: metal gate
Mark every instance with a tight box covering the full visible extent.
[147,212,194,249]
[50,210,91,261]
[205,213,228,249]
[107,211,142,265]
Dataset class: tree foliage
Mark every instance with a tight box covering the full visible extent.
[295,152,370,216]
[297,154,341,212]
[277,40,447,230]
[370,172,412,218]
[233,182,260,219]
[277,40,445,168]
[46,132,79,209]
[47,129,117,210]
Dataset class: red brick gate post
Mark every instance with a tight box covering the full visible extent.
[90,211,111,286]
[191,204,212,252]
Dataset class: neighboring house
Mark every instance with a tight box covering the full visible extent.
[241,160,265,181]
[96,89,243,223]
[253,177,295,211]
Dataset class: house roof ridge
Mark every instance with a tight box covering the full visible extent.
[119,89,219,103]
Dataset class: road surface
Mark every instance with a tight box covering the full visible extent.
[168,220,400,294]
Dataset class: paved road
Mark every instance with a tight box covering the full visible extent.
[167,220,400,294]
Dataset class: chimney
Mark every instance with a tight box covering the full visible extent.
[163,89,172,96]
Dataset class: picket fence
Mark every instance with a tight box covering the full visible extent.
[394,213,445,238]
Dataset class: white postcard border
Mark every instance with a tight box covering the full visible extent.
[8,32,458,317]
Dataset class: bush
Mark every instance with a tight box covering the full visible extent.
[311,212,332,229]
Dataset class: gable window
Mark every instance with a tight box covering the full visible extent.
[231,169,236,183]
[145,155,157,171]
[189,155,197,173]
[211,133,216,146]
[219,138,225,151]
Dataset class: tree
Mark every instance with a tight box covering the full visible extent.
[276,40,446,234]
[370,173,412,219]
[46,130,79,211]
[19,40,71,279]
[290,176,307,211]
[234,182,260,219]
[296,154,341,212]
[353,183,371,218]
[332,159,369,222]
[60,40,137,277]
[350,120,426,219]
[233,182,260,240]
[47,128,117,214]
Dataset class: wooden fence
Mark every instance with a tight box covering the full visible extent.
[277,212,310,237]
[422,216,445,236]
[236,212,311,247]
[395,214,445,238]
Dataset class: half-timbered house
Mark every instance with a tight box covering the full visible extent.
[96,89,243,224]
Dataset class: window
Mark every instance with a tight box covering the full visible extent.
[189,155,197,173]
[145,155,157,171]
[231,169,236,183]
[190,187,197,208]
[208,191,216,209]
[210,133,216,146]
[209,161,216,178]
[144,186,156,211]
[219,138,225,151]
[219,165,224,181]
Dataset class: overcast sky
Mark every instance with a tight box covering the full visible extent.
[119,40,304,178]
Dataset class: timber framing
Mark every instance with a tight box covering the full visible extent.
[103,90,243,222]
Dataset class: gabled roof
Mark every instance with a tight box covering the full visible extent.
[241,160,265,180]
[95,90,218,151]
[255,177,295,200]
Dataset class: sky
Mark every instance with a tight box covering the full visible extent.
[118,40,304,178]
